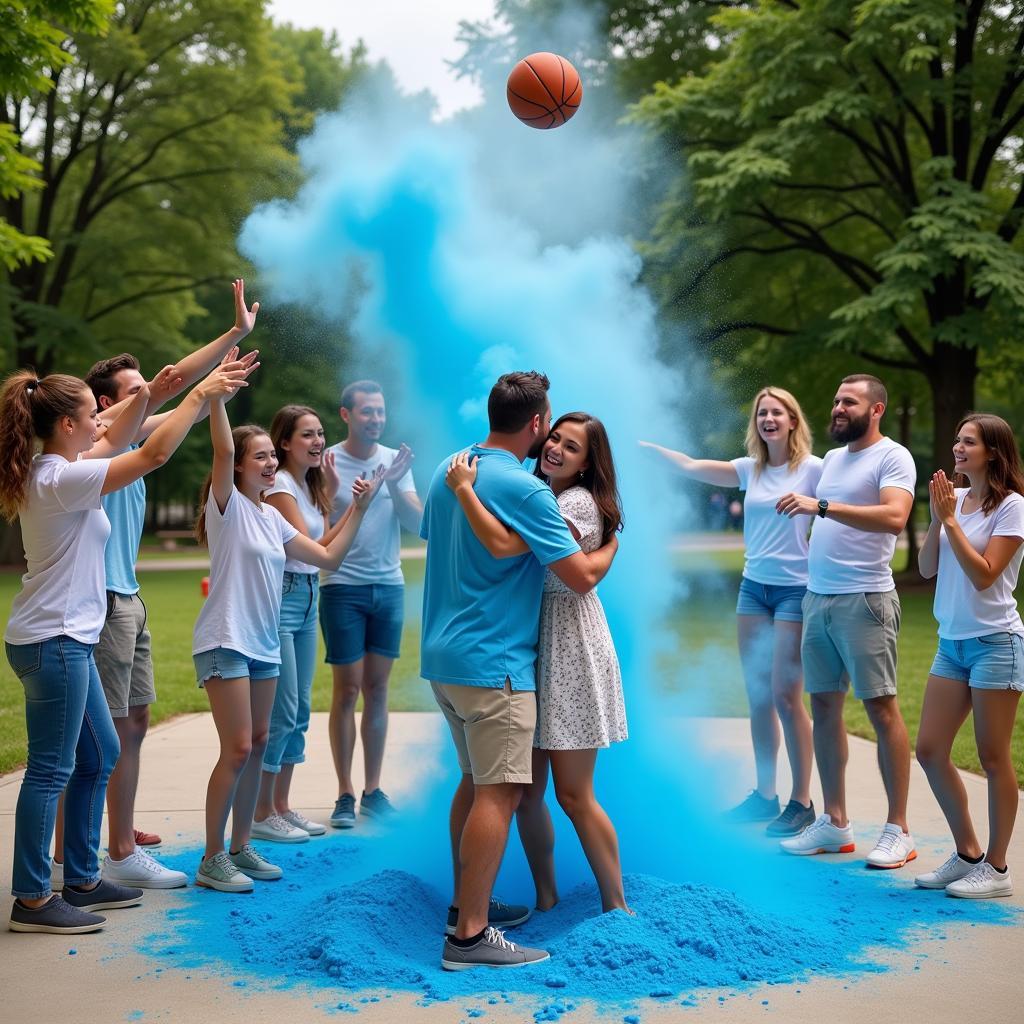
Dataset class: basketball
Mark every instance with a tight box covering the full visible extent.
[506,52,583,130]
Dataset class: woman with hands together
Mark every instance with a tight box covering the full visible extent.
[915,414,1024,899]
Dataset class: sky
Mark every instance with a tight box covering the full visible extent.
[269,0,497,118]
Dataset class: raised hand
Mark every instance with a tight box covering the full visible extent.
[233,278,260,336]
[445,450,477,494]
[150,364,183,401]
[322,448,340,497]
[196,350,259,401]
[384,443,414,482]
[929,470,957,526]
[352,464,386,510]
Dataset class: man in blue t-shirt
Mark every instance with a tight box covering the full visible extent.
[421,371,619,970]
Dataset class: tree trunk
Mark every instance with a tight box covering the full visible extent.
[929,343,978,479]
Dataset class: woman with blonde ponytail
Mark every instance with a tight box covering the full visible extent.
[1,356,253,936]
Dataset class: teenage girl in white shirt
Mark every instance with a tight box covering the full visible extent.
[640,387,821,836]
[192,394,380,893]
[915,414,1024,899]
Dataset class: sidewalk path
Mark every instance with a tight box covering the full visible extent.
[0,713,1019,1022]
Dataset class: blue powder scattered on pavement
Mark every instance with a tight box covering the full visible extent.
[143,835,1018,1012]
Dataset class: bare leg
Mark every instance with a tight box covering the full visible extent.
[449,773,475,900]
[515,749,557,909]
[254,770,277,822]
[550,748,629,913]
[203,676,253,860]
[811,691,849,827]
[360,652,395,793]
[454,782,522,938]
[915,675,980,856]
[329,661,362,797]
[863,693,911,832]
[770,620,813,807]
[229,677,277,852]
[274,763,296,815]
[737,614,779,799]
[972,688,1022,869]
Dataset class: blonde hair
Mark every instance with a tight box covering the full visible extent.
[744,387,812,474]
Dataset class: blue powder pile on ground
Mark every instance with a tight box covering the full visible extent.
[143,835,1018,1009]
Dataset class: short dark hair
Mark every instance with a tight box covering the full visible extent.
[841,373,887,407]
[487,371,550,433]
[340,379,383,410]
[85,353,141,403]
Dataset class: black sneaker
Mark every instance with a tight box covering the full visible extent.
[330,793,356,829]
[359,789,396,819]
[766,799,817,836]
[62,879,143,912]
[9,895,105,934]
[441,926,549,971]
[724,790,780,823]
[446,896,531,936]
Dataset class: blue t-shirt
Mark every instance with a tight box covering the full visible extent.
[103,446,146,595]
[420,445,580,690]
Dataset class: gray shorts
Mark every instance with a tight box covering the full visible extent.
[94,592,156,717]
[801,591,901,700]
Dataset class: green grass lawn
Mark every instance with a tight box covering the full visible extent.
[1,554,1022,786]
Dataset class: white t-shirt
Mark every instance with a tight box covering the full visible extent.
[807,437,917,595]
[731,455,824,586]
[192,487,299,663]
[933,489,1024,639]
[265,469,325,575]
[6,455,112,646]
[320,443,417,587]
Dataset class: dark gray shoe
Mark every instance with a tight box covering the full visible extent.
[62,879,143,911]
[725,790,780,823]
[766,799,817,836]
[446,896,531,936]
[9,895,106,934]
[441,926,550,971]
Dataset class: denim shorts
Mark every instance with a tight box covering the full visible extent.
[735,577,807,622]
[194,646,279,686]
[930,633,1024,691]
[319,583,404,664]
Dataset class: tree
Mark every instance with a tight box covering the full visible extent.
[632,0,1024,466]
[0,0,114,269]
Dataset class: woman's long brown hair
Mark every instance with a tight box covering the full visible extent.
[534,411,623,543]
[269,405,332,516]
[952,413,1024,515]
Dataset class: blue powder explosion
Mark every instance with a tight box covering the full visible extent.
[139,61,1020,1013]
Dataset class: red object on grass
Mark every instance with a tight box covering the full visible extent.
[201,575,210,597]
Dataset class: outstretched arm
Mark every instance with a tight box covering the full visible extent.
[384,444,424,533]
[638,441,740,487]
[446,452,529,558]
[87,381,151,458]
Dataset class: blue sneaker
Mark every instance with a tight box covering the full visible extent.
[360,789,396,819]
[330,793,356,829]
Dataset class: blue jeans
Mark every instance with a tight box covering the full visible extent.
[264,572,319,773]
[6,636,121,898]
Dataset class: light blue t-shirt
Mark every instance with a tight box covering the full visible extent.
[420,445,581,690]
[103,446,146,595]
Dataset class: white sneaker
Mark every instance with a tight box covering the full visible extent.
[103,847,188,889]
[51,858,63,887]
[914,851,977,889]
[865,823,917,869]
[945,861,1013,899]
[779,813,856,856]
[250,813,309,843]
[280,809,326,836]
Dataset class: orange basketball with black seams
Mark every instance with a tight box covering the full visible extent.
[506,52,583,130]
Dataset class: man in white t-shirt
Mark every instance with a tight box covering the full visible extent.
[775,374,918,869]
[320,380,422,827]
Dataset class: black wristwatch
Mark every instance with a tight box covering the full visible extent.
[817,498,829,518]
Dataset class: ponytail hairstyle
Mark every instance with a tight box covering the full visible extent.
[194,424,273,544]
[744,386,812,474]
[952,413,1024,515]
[269,405,332,516]
[534,411,623,543]
[0,371,90,521]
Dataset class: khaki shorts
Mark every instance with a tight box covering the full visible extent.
[430,680,536,785]
[801,591,901,701]
[94,592,156,717]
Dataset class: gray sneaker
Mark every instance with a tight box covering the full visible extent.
[330,794,356,829]
[9,895,106,934]
[229,843,282,880]
[441,926,550,971]
[766,799,816,837]
[62,879,143,912]
[446,897,531,936]
[196,851,254,893]
[360,788,396,819]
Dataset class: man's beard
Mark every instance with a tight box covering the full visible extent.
[527,434,546,460]
[829,410,871,443]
